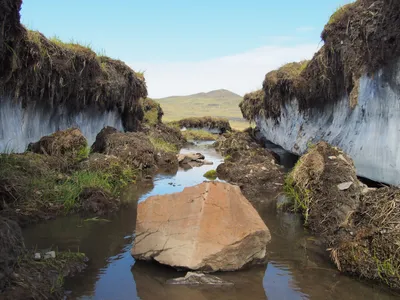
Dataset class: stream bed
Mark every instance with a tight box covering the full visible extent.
[22,142,399,299]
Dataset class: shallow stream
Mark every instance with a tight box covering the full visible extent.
[23,142,399,299]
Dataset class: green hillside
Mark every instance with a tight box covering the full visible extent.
[155,89,249,130]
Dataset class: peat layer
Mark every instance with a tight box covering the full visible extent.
[0,0,147,132]
[240,0,400,120]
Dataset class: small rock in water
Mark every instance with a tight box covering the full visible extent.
[34,253,41,260]
[203,160,213,165]
[44,251,56,260]
[166,272,234,286]
[337,182,353,191]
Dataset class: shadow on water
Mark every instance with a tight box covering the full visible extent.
[22,142,399,299]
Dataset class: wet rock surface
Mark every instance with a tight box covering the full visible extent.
[132,182,270,271]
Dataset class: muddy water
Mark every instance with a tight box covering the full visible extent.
[23,142,398,300]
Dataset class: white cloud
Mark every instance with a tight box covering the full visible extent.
[296,26,316,33]
[129,43,320,98]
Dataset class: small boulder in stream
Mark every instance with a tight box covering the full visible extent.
[177,152,213,168]
[131,181,271,272]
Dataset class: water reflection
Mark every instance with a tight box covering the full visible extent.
[21,143,399,300]
[132,261,267,300]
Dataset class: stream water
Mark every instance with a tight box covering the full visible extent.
[22,142,399,299]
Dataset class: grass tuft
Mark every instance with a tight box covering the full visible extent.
[149,137,178,153]
[328,3,354,25]
[182,129,217,141]
[203,170,217,180]
[283,173,311,223]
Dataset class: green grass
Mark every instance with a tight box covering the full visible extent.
[142,98,161,126]
[283,174,311,224]
[182,129,217,141]
[328,3,354,25]
[156,89,249,131]
[76,146,90,162]
[374,255,400,286]
[0,153,134,214]
[55,171,113,212]
[149,137,178,153]
[49,36,95,54]
[203,170,217,180]
[26,30,48,58]
[224,154,232,161]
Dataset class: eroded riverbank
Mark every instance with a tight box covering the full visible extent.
[21,142,399,299]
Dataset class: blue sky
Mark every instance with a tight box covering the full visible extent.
[21,0,353,97]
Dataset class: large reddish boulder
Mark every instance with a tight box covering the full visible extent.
[131,182,270,271]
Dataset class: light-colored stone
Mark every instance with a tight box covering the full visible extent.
[178,152,209,168]
[34,253,41,260]
[203,160,213,165]
[166,272,234,286]
[131,182,270,272]
[44,251,56,260]
[337,182,353,191]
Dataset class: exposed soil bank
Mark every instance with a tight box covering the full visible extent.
[284,142,400,290]
[214,129,284,202]
[0,0,147,152]
[0,123,184,226]
[240,0,400,185]
[170,117,232,134]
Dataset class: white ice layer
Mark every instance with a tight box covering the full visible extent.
[256,60,400,185]
[0,97,124,152]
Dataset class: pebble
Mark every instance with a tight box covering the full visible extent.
[337,182,353,191]
[34,253,41,260]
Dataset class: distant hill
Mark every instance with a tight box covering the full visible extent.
[161,89,242,101]
[155,89,248,130]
